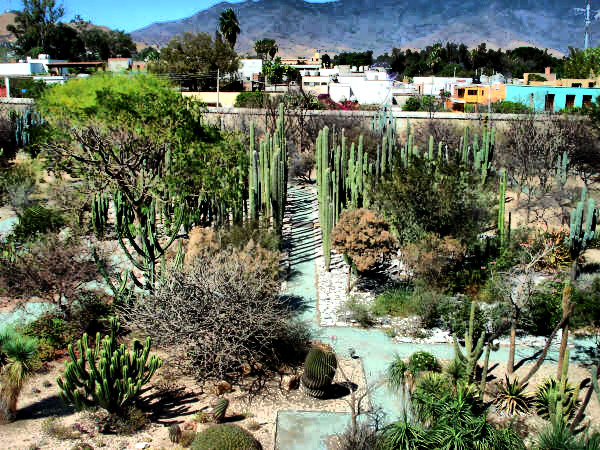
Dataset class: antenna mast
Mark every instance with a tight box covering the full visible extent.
[575,0,600,49]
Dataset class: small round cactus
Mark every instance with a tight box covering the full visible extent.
[213,398,229,423]
[191,424,261,450]
[301,343,337,398]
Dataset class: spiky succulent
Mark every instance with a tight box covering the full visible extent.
[493,376,531,416]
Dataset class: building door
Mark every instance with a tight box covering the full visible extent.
[544,94,555,112]
[583,95,593,107]
[566,95,575,108]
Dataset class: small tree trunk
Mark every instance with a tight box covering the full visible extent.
[508,312,517,375]
[557,284,572,379]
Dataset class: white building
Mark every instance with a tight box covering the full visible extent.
[238,59,263,81]
[412,76,473,97]
[0,54,66,76]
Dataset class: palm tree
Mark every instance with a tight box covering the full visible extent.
[0,331,39,423]
[218,8,240,49]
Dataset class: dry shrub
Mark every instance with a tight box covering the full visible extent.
[123,248,310,383]
[183,227,220,264]
[402,233,466,287]
[412,119,462,150]
[0,235,105,318]
[332,208,397,272]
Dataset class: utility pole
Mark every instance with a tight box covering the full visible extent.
[217,68,220,108]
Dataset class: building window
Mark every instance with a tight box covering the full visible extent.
[481,90,484,95]
[457,88,465,98]
[321,82,327,85]
[589,82,596,87]
[583,95,593,106]
[566,95,576,108]
[544,94,555,112]
[572,83,582,88]
[468,89,477,95]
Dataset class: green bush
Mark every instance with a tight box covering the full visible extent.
[572,278,600,328]
[490,100,532,114]
[411,283,444,328]
[234,92,265,108]
[438,298,487,339]
[402,96,421,111]
[408,351,441,376]
[10,205,64,242]
[342,297,374,327]
[522,283,563,336]
[23,314,72,357]
[372,286,414,317]
[191,424,262,450]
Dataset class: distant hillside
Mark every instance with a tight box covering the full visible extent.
[131,0,588,56]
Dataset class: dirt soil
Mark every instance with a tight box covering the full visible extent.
[0,357,365,450]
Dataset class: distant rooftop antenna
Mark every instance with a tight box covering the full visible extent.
[575,0,600,49]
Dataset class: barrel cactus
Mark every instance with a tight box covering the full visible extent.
[191,424,261,450]
[301,343,337,398]
[213,398,229,423]
[169,423,182,443]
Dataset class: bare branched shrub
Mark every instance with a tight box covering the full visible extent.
[0,235,105,318]
[123,249,311,383]
[412,119,462,150]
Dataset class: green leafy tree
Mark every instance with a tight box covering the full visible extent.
[79,28,136,60]
[7,0,64,56]
[321,53,331,68]
[37,73,246,289]
[138,46,159,62]
[563,46,600,79]
[218,8,240,49]
[254,38,277,60]
[262,58,297,84]
[151,32,239,90]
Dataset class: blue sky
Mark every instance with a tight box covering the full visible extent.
[3,0,334,32]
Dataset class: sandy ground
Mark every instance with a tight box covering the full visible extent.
[0,356,365,450]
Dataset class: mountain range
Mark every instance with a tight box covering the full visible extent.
[130,0,594,57]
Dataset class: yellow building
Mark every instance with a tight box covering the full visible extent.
[448,84,506,112]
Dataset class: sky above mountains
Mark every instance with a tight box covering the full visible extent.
[3,0,334,32]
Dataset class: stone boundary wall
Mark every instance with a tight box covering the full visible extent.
[203,107,588,138]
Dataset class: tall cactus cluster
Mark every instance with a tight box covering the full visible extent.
[57,317,162,416]
[12,109,44,148]
[316,127,374,270]
[91,193,109,238]
[568,187,597,258]
[459,125,495,183]
[247,103,288,234]
[452,302,485,385]
[556,151,570,189]
[113,191,185,289]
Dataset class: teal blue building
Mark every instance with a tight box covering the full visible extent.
[505,85,600,112]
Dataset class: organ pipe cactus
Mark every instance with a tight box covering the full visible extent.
[452,302,485,384]
[91,193,109,238]
[568,187,597,260]
[57,317,162,416]
[301,344,337,398]
[556,151,569,190]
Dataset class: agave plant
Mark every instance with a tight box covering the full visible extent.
[0,331,39,423]
[493,376,531,416]
[533,378,580,422]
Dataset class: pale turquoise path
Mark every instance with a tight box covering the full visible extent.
[276,183,596,450]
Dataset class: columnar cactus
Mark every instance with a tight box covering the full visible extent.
[556,151,569,190]
[498,169,507,247]
[568,187,597,259]
[57,317,162,416]
[91,192,109,238]
[301,344,337,398]
[452,302,485,384]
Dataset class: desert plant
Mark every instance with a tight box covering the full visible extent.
[191,424,262,450]
[535,417,600,450]
[213,398,229,423]
[414,372,453,400]
[534,378,580,422]
[57,316,162,417]
[452,301,485,384]
[180,430,197,447]
[493,376,531,416]
[387,355,409,393]
[0,331,39,423]
[124,250,310,383]
[9,204,64,243]
[301,343,337,398]
[169,423,182,443]
[407,352,440,377]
